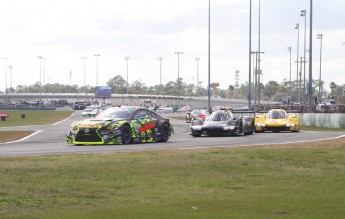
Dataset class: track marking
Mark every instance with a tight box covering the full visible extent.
[52,113,75,125]
[177,133,345,150]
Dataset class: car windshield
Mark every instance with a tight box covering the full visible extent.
[95,108,132,119]
[208,112,232,121]
[192,110,202,115]
[267,110,286,119]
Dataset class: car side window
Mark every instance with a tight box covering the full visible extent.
[146,110,156,119]
[133,110,148,120]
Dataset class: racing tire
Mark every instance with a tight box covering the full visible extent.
[248,121,255,135]
[158,123,170,142]
[121,125,132,144]
[237,120,244,136]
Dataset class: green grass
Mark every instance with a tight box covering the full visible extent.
[1,139,345,218]
[0,110,73,126]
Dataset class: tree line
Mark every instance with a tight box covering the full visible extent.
[3,75,344,102]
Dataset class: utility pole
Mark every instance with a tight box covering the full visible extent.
[308,0,313,113]
[295,57,307,103]
[8,65,13,90]
[175,51,183,109]
[235,70,240,89]
[81,57,88,87]
[248,0,252,110]
[288,47,292,101]
[317,34,323,103]
[124,56,129,94]
[301,10,307,103]
[295,23,300,102]
[94,54,100,87]
[195,57,200,87]
[251,51,264,105]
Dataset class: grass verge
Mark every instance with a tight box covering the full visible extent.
[1,138,345,218]
[0,110,73,143]
[0,131,34,143]
[0,110,73,127]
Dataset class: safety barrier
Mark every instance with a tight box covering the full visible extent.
[299,113,345,129]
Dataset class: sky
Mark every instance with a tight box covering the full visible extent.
[0,0,344,92]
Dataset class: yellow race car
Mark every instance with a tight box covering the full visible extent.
[254,108,300,132]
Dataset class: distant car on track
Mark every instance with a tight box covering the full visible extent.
[254,108,300,132]
[186,109,209,123]
[66,106,174,145]
[82,105,102,117]
[190,108,254,137]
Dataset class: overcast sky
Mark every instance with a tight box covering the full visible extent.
[0,0,344,91]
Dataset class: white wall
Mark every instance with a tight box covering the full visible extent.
[299,113,345,129]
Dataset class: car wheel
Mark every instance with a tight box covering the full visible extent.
[248,121,254,135]
[159,123,170,142]
[238,121,244,136]
[121,125,132,144]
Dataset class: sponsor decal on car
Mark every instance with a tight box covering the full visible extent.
[139,123,155,133]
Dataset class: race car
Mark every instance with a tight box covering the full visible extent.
[190,108,254,137]
[82,105,102,117]
[186,109,209,123]
[66,106,174,145]
[82,107,95,117]
[254,108,300,132]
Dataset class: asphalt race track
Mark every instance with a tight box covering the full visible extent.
[1,111,345,157]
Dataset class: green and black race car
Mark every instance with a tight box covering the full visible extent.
[66,106,174,145]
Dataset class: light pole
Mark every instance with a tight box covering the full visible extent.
[37,56,43,108]
[158,57,163,95]
[94,54,100,87]
[208,0,211,113]
[317,33,323,104]
[195,57,200,87]
[300,10,307,102]
[258,0,262,104]
[42,57,47,86]
[175,51,183,109]
[81,57,88,87]
[2,58,9,94]
[294,23,300,102]
[124,56,129,94]
[8,65,13,90]
[288,47,292,101]
[308,0,313,113]
[248,0,252,110]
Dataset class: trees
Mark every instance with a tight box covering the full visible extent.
[330,82,336,97]
[107,75,127,94]
[4,74,340,102]
[263,81,280,100]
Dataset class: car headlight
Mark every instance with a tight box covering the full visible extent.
[191,126,202,131]
[256,123,266,127]
[286,124,295,127]
[70,125,78,134]
[223,126,235,130]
